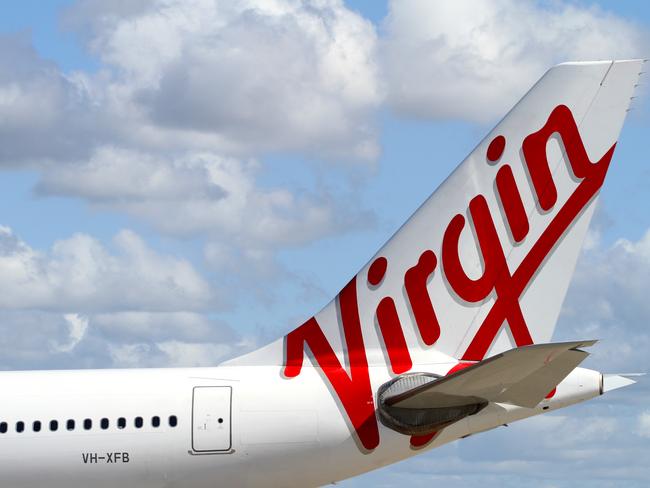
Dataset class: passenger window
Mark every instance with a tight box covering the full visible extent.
[50,420,58,432]
[67,419,75,431]
[33,421,41,432]
[169,415,177,427]
[100,418,109,430]
[84,418,92,430]
[117,417,126,429]
[0,422,7,433]
[152,416,160,428]
[16,421,24,433]
[135,417,143,428]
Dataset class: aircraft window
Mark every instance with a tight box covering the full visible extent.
[67,419,75,431]
[169,415,177,427]
[16,421,24,433]
[50,420,58,432]
[100,418,109,430]
[33,421,41,432]
[117,417,126,429]
[135,417,143,428]
[84,418,92,430]
[152,416,160,428]
[0,422,7,433]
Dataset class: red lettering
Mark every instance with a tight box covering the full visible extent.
[487,135,506,162]
[404,250,441,346]
[368,257,387,286]
[376,297,412,374]
[496,164,529,243]
[443,194,532,357]
[442,207,497,303]
[410,432,437,448]
[284,278,379,450]
[462,105,615,360]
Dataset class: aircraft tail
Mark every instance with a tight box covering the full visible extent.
[227,59,643,370]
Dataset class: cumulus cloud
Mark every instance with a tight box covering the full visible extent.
[35,147,370,249]
[0,226,215,312]
[62,0,382,160]
[0,1,380,277]
[0,225,265,370]
[557,229,650,373]
[382,0,648,122]
[0,309,252,370]
[50,314,89,353]
[0,34,102,164]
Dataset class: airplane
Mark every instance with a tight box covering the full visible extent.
[0,59,645,487]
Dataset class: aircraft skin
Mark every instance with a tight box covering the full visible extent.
[0,59,645,487]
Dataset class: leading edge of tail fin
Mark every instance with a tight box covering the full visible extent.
[226,59,643,370]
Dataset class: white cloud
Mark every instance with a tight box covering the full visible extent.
[382,0,647,122]
[0,226,215,312]
[63,0,382,160]
[35,147,371,259]
[0,3,379,271]
[0,34,101,164]
[50,314,89,353]
[555,229,650,373]
[0,226,261,370]
[0,308,253,370]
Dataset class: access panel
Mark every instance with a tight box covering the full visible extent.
[192,386,232,452]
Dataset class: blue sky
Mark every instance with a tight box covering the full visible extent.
[0,0,648,486]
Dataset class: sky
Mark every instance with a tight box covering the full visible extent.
[0,0,648,486]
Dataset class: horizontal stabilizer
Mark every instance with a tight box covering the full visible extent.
[388,341,596,409]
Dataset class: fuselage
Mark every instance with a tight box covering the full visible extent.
[0,364,602,488]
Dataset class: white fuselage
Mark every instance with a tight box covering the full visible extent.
[0,365,602,487]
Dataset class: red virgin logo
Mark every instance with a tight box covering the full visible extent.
[283,105,616,451]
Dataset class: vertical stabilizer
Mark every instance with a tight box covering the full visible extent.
[230,60,642,369]
[225,59,643,451]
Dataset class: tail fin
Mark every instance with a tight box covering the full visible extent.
[228,60,642,369]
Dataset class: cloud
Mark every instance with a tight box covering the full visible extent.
[0,2,379,277]
[0,226,216,312]
[62,0,382,160]
[382,0,648,122]
[557,229,650,373]
[35,146,370,249]
[0,309,253,370]
[0,33,102,164]
[0,225,263,370]
[50,314,89,353]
